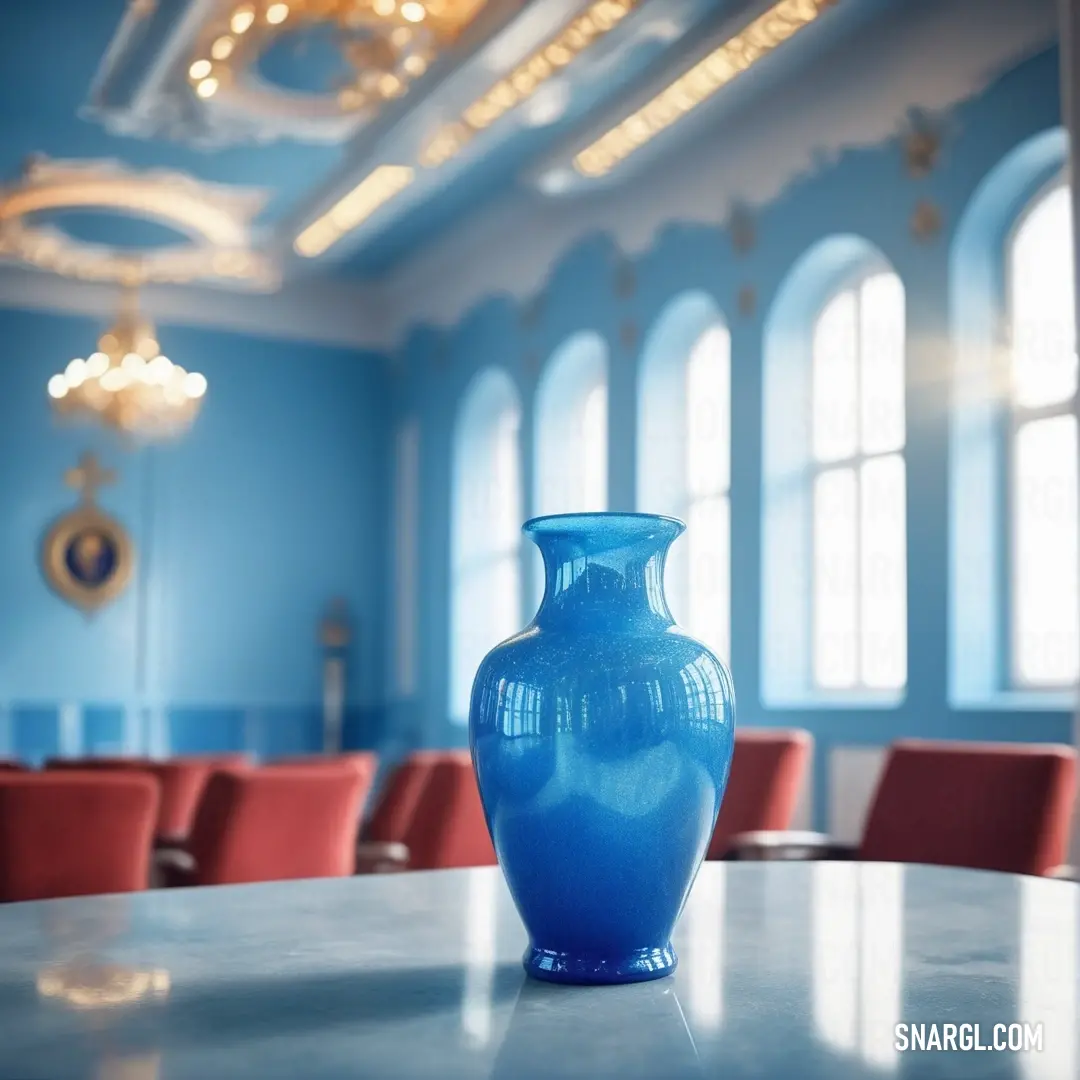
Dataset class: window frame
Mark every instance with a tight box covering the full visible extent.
[448,371,524,725]
[1003,177,1080,690]
[679,323,732,661]
[807,266,907,694]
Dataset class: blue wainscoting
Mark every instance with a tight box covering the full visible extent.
[0,703,392,765]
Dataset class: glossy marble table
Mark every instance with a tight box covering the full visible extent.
[0,863,1076,1080]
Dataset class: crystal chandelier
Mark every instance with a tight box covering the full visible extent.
[46,288,207,441]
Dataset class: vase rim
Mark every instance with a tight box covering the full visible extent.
[522,512,686,539]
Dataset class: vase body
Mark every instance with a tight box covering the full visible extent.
[469,512,735,985]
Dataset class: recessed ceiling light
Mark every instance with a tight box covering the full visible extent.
[521,81,570,128]
[211,36,235,60]
[294,166,415,257]
[196,77,219,99]
[400,2,426,23]
[189,59,212,80]
[536,168,575,196]
[266,3,290,25]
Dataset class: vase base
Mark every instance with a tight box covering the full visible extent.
[523,943,677,985]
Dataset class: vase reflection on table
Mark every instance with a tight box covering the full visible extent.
[470,512,736,985]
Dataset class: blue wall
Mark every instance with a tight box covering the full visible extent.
[392,48,1074,828]
[0,308,390,762]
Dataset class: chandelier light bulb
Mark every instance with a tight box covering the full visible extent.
[47,295,206,441]
[266,3,290,24]
[373,0,396,14]
[183,372,208,399]
[400,1,426,22]
[189,59,212,80]
[211,35,235,60]
[121,352,146,376]
[64,358,87,387]
[86,352,110,377]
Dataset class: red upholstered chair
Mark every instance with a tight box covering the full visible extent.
[46,755,250,843]
[707,729,812,859]
[274,753,378,807]
[0,773,159,901]
[402,757,497,870]
[0,761,27,771]
[173,764,367,886]
[360,752,461,844]
[858,739,1077,877]
[143,755,251,843]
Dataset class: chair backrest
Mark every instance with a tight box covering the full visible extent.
[859,739,1078,876]
[707,729,812,859]
[143,756,250,842]
[0,773,159,902]
[273,753,377,803]
[402,757,497,870]
[46,754,249,841]
[360,751,469,844]
[0,761,27,772]
[186,764,366,885]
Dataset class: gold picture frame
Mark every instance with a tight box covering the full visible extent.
[41,454,134,614]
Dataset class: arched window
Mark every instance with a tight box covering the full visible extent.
[535,331,608,516]
[638,293,730,660]
[1008,183,1079,686]
[810,272,907,690]
[449,369,522,723]
[762,236,907,704]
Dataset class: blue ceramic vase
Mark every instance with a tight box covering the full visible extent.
[469,512,736,985]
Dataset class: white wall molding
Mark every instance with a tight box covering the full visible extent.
[0,265,398,353]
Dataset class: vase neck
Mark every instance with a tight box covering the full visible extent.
[525,514,684,631]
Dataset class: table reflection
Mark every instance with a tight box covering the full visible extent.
[36,961,170,1011]
[490,977,703,1080]
[1020,878,1078,1080]
[462,863,500,1048]
[96,1053,161,1080]
[812,862,903,1071]
[684,863,724,1031]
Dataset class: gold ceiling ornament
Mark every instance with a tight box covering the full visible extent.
[41,454,134,615]
[36,960,170,1010]
[574,0,837,178]
[421,0,639,168]
[910,199,943,242]
[188,0,487,115]
[47,287,208,442]
[903,115,942,178]
[0,157,275,289]
[728,204,756,255]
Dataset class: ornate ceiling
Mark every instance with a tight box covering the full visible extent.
[0,0,888,293]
